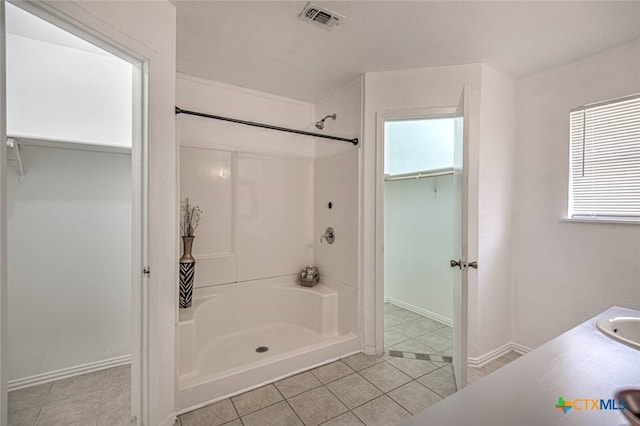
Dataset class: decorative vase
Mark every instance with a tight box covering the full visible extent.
[179,236,196,309]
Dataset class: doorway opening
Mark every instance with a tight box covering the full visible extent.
[4,3,145,424]
[381,116,458,396]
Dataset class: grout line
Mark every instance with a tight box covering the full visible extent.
[227,394,242,422]
[231,385,286,418]
[271,380,308,425]
[322,374,352,412]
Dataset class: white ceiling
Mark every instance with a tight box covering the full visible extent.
[174,1,640,103]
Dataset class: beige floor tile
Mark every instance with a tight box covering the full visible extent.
[389,339,435,354]
[99,391,131,422]
[352,395,411,426]
[383,303,401,314]
[104,365,131,388]
[68,419,97,426]
[416,332,452,351]
[390,319,438,339]
[180,399,238,426]
[440,364,454,374]
[326,373,382,409]
[221,420,242,426]
[231,384,283,416]
[275,371,322,398]
[502,351,523,362]
[384,314,406,330]
[47,370,106,402]
[434,326,453,339]
[8,406,40,426]
[342,353,385,372]
[102,381,131,406]
[8,383,51,413]
[311,361,354,384]
[467,367,490,384]
[408,317,446,331]
[320,411,364,425]
[387,381,443,415]
[416,368,457,398]
[96,408,132,426]
[436,345,453,356]
[484,351,521,372]
[359,362,411,393]
[241,401,302,426]
[466,351,521,385]
[288,386,348,426]
[383,328,412,346]
[389,309,422,322]
[36,389,102,426]
[385,357,439,379]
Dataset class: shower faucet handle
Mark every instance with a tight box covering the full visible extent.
[321,227,335,244]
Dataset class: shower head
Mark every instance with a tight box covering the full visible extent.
[315,113,337,130]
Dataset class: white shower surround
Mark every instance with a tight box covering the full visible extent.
[177,276,358,410]
[177,74,362,412]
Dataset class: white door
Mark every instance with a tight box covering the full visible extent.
[451,88,469,389]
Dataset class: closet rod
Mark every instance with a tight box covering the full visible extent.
[385,169,454,182]
[175,107,359,146]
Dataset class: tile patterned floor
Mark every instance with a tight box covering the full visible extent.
[177,352,454,426]
[7,305,522,426]
[384,303,453,358]
[8,364,133,426]
[174,350,522,426]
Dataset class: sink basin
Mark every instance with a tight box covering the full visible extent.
[616,389,640,425]
[596,317,640,351]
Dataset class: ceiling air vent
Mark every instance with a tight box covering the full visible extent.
[299,2,344,30]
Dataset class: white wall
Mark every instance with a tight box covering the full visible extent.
[362,65,483,355]
[6,3,132,147]
[513,40,640,349]
[474,65,516,357]
[314,78,362,339]
[7,146,131,381]
[314,77,361,289]
[384,176,454,322]
[177,74,315,287]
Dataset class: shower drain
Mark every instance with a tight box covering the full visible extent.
[255,346,269,353]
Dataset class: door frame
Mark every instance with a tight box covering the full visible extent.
[0,1,149,423]
[373,106,468,377]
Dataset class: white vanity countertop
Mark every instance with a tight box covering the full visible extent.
[404,306,640,426]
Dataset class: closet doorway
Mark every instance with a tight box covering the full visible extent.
[378,99,469,393]
[2,2,146,424]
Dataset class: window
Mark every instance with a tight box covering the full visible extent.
[569,94,640,220]
[384,118,454,175]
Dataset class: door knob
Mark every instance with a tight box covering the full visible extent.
[450,260,478,269]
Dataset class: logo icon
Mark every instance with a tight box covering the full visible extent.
[555,397,572,414]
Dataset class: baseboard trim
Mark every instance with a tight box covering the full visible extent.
[385,297,453,327]
[8,354,131,391]
[509,342,532,356]
[467,342,531,368]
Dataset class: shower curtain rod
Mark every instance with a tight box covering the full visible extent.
[175,107,359,146]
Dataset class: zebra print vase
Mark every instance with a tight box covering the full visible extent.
[179,236,195,309]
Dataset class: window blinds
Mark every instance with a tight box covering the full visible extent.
[569,94,640,219]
